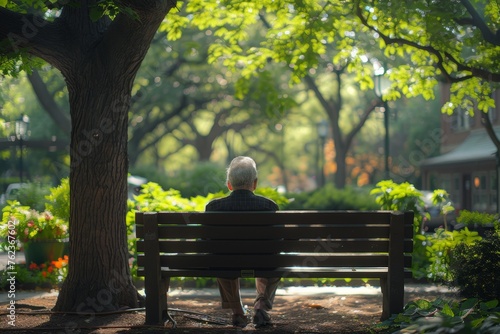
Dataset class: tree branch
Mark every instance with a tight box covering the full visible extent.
[27,70,71,136]
[355,2,500,83]
[99,1,175,76]
[459,0,500,46]
[0,7,69,68]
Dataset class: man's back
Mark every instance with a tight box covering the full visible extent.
[206,189,278,212]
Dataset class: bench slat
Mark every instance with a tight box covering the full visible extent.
[137,254,412,268]
[154,211,394,225]
[136,225,395,239]
[137,254,398,268]
[136,267,414,279]
[137,239,414,253]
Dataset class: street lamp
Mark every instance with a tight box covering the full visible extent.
[374,67,391,180]
[15,115,30,183]
[317,119,329,188]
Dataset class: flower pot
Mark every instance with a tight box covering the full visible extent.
[24,240,66,265]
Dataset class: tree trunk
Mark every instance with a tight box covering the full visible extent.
[54,66,137,310]
[48,1,175,312]
[334,147,347,189]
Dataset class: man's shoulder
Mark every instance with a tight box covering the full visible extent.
[205,196,229,211]
[253,194,279,210]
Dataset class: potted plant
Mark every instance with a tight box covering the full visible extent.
[1,201,69,265]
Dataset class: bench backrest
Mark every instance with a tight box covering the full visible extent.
[136,211,414,278]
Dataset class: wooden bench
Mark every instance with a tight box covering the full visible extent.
[135,210,414,326]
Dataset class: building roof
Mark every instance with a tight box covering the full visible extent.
[420,127,500,168]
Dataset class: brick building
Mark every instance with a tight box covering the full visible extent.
[420,84,500,213]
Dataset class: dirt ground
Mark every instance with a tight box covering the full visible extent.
[0,284,459,334]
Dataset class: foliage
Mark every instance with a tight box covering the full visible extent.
[15,183,51,212]
[376,298,500,333]
[172,0,500,120]
[425,209,500,283]
[0,201,68,249]
[160,162,227,198]
[448,231,500,300]
[44,178,70,223]
[0,178,70,250]
[456,210,499,228]
[371,180,430,278]
[370,181,494,284]
[370,180,424,214]
[0,256,68,289]
[255,187,290,208]
[284,184,378,210]
[425,228,482,282]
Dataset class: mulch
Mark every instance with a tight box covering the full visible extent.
[0,283,459,333]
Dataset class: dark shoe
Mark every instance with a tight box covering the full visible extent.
[253,309,271,327]
[232,313,248,328]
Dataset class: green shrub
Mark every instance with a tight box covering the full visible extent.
[376,298,500,333]
[16,183,51,212]
[448,231,500,300]
[369,180,477,282]
[456,210,498,226]
[371,180,431,278]
[44,178,70,222]
[160,162,227,198]
[284,184,378,210]
[425,228,482,282]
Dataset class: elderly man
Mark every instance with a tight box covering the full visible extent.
[205,156,280,328]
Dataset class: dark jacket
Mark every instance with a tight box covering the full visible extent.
[205,189,279,212]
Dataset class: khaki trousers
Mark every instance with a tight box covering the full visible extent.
[217,277,281,314]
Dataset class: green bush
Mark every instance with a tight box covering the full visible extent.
[455,210,499,237]
[448,231,500,300]
[376,298,500,333]
[160,162,227,198]
[425,228,482,282]
[284,184,378,210]
[44,178,70,222]
[16,183,52,212]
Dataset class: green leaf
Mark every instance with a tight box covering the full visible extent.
[460,298,479,311]
[440,303,455,317]
[0,0,7,7]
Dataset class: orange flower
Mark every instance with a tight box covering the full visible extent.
[47,266,53,273]
[52,258,64,269]
[40,263,46,268]
[29,262,38,270]
[41,271,47,277]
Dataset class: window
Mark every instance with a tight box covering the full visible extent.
[451,107,475,131]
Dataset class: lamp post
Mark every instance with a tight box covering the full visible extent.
[374,68,391,180]
[15,115,30,183]
[317,120,329,188]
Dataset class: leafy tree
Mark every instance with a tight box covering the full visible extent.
[181,0,500,183]
[1,0,177,311]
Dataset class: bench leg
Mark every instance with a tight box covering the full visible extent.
[380,277,390,320]
[161,277,177,328]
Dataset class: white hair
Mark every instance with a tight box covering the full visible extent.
[226,156,258,189]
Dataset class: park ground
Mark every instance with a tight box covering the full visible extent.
[0,283,459,333]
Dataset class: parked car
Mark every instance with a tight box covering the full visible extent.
[420,190,458,232]
[0,183,28,206]
[128,175,147,200]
